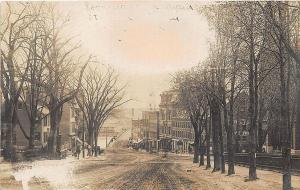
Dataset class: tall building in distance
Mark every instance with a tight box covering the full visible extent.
[159,90,194,153]
[131,90,194,153]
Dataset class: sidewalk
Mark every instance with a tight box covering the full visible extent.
[0,153,107,190]
[178,158,300,190]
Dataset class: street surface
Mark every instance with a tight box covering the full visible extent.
[0,147,213,190]
[72,149,200,190]
[2,146,300,190]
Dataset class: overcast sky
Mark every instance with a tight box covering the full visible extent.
[57,1,215,109]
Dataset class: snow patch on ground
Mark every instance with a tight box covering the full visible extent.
[12,157,77,190]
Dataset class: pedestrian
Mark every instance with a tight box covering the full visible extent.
[76,145,81,159]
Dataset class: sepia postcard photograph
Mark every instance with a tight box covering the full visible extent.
[0,1,300,190]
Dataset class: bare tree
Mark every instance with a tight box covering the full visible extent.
[32,5,91,156]
[0,2,41,160]
[259,2,299,189]
[76,65,129,156]
[17,4,52,149]
[173,69,209,164]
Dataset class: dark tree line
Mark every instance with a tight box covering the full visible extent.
[0,2,127,160]
[174,2,299,189]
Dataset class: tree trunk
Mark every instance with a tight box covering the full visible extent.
[292,63,299,188]
[228,104,235,175]
[227,123,235,175]
[47,101,63,157]
[222,85,231,174]
[88,128,93,155]
[211,98,220,172]
[199,128,204,166]
[248,7,257,180]
[199,153,204,166]
[227,66,236,175]
[235,107,241,153]
[88,128,94,145]
[206,113,211,169]
[56,127,61,154]
[29,122,35,149]
[48,111,58,156]
[193,124,200,163]
[248,55,257,180]
[199,124,204,166]
[4,103,17,162]
[94,131,98,157]
[257,92,265,153]
[278,19,291,189]
[218,109,225,173]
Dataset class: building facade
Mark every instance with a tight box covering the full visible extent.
[131,90,194,153]
[59,103,80,152]
[0,102,50,150]
[159,90,194,153]
[0,100,80,154]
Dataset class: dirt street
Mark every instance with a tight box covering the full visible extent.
[0,148,216,190]
[2,147,295,190]
[71,149,212,190]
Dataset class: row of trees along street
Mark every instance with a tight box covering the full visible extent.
[173,2,299,190]
[0,2,128,161]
